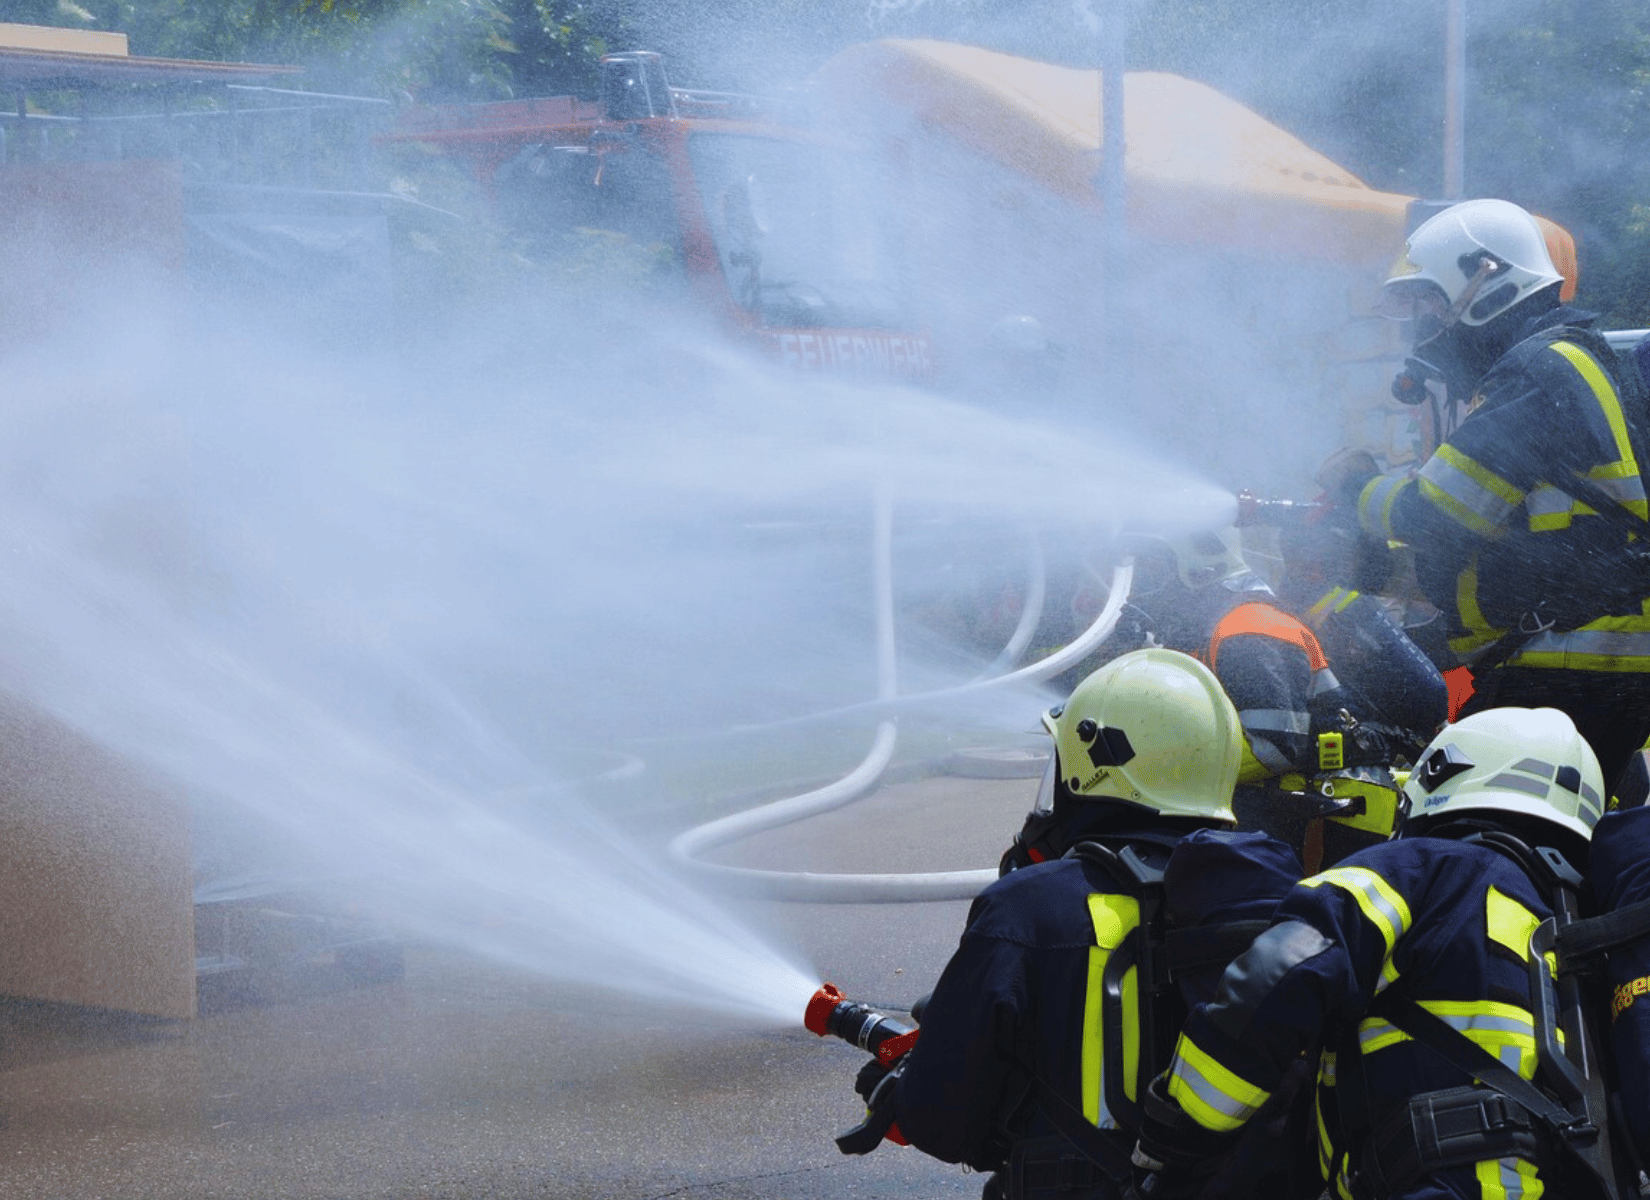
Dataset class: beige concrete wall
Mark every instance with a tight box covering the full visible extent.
[0,694,195,1019]
[0,23,128,55]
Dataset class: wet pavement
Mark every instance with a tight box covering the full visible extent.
[0,764,1042,1199]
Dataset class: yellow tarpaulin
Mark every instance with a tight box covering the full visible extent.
[816,39,1418,266]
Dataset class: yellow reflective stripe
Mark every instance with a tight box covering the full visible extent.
[1167,1035,1272,1133]
[1512,624,1650,670]
[1486,885,1540,963]
[1315,1051,1337,1177]
[1446,556,1510,658]
[1551,341,1644,512]
[1419,445,1520,536]
[1358,1016,1407,1054]
[1424,1000,1539,1078]
[1303,866,1412,964]
[1306,586,1358,627]
[1359,472,1410,541]
[1477,1153,1545,1199]
[1525,483,1575,532]
[1358,1002,1540,1080]
[1082,892,1139,1128]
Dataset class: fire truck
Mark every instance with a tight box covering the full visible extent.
[384,51,934,384]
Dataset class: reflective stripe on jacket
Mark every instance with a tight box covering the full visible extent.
[1165,836,1560,1199]
[1355,313,1650,674]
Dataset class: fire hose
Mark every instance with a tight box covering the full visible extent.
[664,478,1135,902]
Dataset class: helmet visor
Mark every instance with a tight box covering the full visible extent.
[1378,280,1451,323]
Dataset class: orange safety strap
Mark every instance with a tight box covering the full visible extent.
[1207,601,1330,673]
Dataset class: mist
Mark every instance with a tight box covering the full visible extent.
[6,0,1641,1031]
[0,216,1231,1025]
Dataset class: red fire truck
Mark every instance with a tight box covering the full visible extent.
[384,51,934,384]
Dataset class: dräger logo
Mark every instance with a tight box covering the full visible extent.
[1613,973,1650,1020]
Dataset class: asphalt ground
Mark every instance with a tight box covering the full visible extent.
[0,765,1043,1200]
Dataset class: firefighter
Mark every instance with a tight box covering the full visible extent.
[859,648,1319,1200]
[1273,518,1448,749]
[1101,527,1420,854]
[1339,197,1650,795]
[1584,801,1650,1165]
[1126,705,1615,1200]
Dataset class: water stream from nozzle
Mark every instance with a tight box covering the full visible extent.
[0,295,1230,1028]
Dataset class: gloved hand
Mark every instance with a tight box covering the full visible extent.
[854,1056,890,1103]
[1126,1073,1237,1200]
[1313,447,1380,529]
[1313,445,1379,511]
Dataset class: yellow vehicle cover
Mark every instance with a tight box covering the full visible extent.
[816,39,1414,268]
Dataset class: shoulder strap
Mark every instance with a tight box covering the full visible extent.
[1163,920,1274,977]
[1021,1073,1137,1185]
[1068,838,1172,1134]
[1373,989,1620,1200]
[1556,896,1650,966]
[1373,991,1583,1134]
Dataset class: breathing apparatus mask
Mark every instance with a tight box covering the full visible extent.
[1382,257,1514,406]
[999,753,1066,874]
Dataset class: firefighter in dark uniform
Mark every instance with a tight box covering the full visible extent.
[1126,706,1614,1200]
[856,649,1320,1200]
[1587,802,1650,1164]
[1274,518,1449,751]
[1345,197,1650,795]
[1108,528,1425,857]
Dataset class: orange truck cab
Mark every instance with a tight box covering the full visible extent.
[384,51,934,384]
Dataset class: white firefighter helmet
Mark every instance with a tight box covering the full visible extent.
[1041,648,1242,820]
[1126,526,1253,594]
[1402,707,1605,845]
[1380,199,1565,329]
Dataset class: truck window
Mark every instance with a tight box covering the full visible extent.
[687,133,908,331]
[493,141,684,288]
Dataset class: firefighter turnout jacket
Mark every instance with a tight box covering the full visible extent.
[1357,307,1650,672]
[893,816,1307,1199]
[1202,597,1340,783]
[1163,834,1575,1200]
[1298,586,1448,751]
[1587,805,1650,1160]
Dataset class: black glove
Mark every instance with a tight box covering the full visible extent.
[854,1056,890,1103]
[837,1055,906,1155]
[1128,1074,1237,1200]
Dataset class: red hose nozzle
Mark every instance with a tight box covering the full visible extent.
[805,982,846,1037]
[804,981,918,1062]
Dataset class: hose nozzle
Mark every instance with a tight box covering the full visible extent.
[804,982,918,1063]
[1235,489,1330,528]
[804,982,847,1037]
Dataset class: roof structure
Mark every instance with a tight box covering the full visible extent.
[814,39,1417,265]
[0,21,297,89]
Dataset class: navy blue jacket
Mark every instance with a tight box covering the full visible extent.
[1166,835,1564,1199]
[894,824,1301,1180]
[1590,805,1650,1159]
